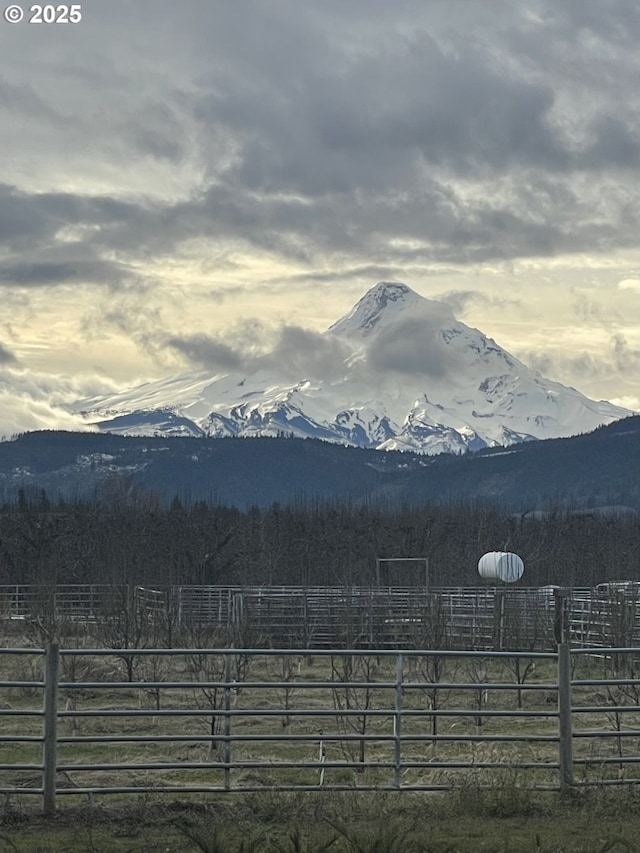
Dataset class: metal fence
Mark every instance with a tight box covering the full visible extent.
[2,643,640,813]
[2,583,640,650]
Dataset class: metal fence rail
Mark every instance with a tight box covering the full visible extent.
[4,583,640,650]
[3,644,640,812]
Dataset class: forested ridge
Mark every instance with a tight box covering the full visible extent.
[0,416,638,510]
[1,494,637,589]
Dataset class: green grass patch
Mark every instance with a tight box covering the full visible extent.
[4,790,640,852]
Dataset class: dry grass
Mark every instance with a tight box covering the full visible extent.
[3,789,640,852]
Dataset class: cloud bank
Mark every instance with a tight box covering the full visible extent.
[0,0,638,431]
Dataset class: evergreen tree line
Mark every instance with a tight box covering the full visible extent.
[0,489,637,589]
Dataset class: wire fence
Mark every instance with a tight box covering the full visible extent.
[2,643,640,813]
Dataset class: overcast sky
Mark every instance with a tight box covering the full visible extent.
[1,0,639,436]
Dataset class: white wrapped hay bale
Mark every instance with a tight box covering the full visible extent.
[478,551,524,583]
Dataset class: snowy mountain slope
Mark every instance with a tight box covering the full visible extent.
[72,282,633,454]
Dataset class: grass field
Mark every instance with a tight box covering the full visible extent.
[3,637,640,850]
[3,788,640,852]
[2,646,640,795]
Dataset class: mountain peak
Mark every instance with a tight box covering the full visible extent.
[73,280,634,454]
[367,281,414,301]
[327,281,458,341]
[328,281,425,338]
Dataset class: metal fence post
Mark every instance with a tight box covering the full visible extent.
[224,654,232,791]
[43,642,60,814]
[394,653,404,789]
[493,589,506,650]
[557,642,574,789]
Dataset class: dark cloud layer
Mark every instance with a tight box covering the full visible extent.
[165,334,243,371]
[163,325,351,382]
[1,0,639,287]
[0,184,135,251]
[0,260,135,288]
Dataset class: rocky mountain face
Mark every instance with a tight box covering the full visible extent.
[72,282,632,454]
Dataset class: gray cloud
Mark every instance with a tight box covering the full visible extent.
[0,0,636,280]
[520,350,621,396]
[0,184,153,293]
[438,291,487,315]
[193,31,569,202]
[366,303,459,377]
[438,290,523,316]
[162,324,351,382]
[265,327,351,380]
[0,0,638,417]
[584,115,640,170]
[118,102,187,164]
[530,0,640,49]
[9,168,625,277]
[519,331,640,384]
[1,138,639,291]
[0,342,17,365]
[161,310,466,384]
[164,334,243,371]
[0,365,113,437]
[187,2,639,204]
[612,333,640,372]
[258,266,411,288]
[0,184,136,251]
[0,260,136,288]
[0,76,65,124]
[572,292,618,325]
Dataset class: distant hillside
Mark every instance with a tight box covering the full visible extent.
[0,415,638,511]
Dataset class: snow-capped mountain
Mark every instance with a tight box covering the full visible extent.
[72,282,633,454]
